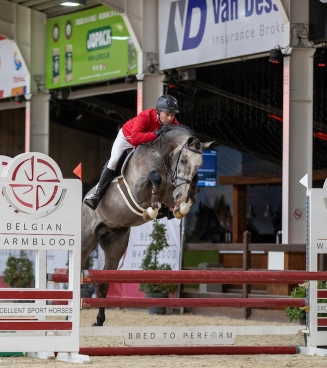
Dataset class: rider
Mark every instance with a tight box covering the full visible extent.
[84,94,180,211]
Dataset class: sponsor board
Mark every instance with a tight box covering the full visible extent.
[159,0,287,70]
[45,5,138,89]
[0,39,30,99]
[80,325,302,346]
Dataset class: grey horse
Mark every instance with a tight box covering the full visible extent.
[81,125,213,326]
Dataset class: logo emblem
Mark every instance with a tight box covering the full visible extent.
[86,26,112,52]
[2,153,63,214]
[165,0,207,54]
[14,52,22,71]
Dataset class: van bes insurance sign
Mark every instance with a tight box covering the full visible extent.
[159,0,287,70]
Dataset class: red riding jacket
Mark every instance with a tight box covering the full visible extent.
[122,108,179,147]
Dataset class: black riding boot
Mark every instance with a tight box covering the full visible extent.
[84,167,114,210]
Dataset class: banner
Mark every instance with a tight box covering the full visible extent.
[159,0,287,70]
[45,5,138,89]
[0,39,30,99]
[119,217,182,271]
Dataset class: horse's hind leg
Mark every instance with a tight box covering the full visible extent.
[81,211,104,270]
[93,226,131,327]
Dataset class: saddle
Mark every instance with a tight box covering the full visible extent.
[113,148,134,179]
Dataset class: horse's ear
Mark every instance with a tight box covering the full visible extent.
[201,141,215,150]
[187,136,201,150]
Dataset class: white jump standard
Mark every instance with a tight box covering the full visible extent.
[0,153,88,363]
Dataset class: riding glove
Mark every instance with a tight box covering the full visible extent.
[154,125,171,136]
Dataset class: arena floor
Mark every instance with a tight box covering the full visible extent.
[1,308,326,368]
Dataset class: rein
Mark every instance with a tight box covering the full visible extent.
[152,134,202,193]
[170,142,202,188]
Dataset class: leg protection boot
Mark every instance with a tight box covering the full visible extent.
[157,205,174,220]
[84,167,114,210]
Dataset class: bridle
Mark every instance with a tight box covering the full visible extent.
[170,142,202,188]
[154,136,201,204]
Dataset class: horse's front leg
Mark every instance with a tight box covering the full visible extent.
[142,171,162,221]
[93,282,109,326]
[173,173,199,219]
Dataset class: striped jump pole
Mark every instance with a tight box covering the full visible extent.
[79,346,300,356]
[0,290,72,300]
[48,270,327,285]
[82,270,327,284]
[82,297,305,309]
[0,289,74,331]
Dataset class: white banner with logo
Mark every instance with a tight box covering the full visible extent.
[0,38,30,99]
[97,218,182,272]
[120,217,182,271]
[159,0,287,70]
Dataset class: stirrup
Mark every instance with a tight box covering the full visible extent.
[84,194,99,210]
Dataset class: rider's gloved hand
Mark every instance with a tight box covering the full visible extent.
[154,125,171,136]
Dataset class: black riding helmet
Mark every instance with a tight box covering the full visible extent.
[156,95,179,113]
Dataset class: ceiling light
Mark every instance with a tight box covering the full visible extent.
[125,74,137,85]
[263,205,274,218]
[269,48,283,64]
[14,95,26,105]
[61,0,86,6]
[314,48,327,67]
[268,113,283,122]
[246,206,256,219]
[313,131,327,141]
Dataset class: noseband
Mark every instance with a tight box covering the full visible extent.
[170,142,202,188]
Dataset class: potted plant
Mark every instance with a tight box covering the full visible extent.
[286,281,327,323]
[139,219,178,315]
[3,250,34,288]
[285,285,307,323]
[286,281,327,347]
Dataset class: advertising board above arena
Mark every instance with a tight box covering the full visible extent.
[45,6,138,89]
[159,0,287,70]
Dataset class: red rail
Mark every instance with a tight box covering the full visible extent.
[82,297,305,309]
[48,270,327,285]
[81,270,327,284]
[0,321,72,331]
[0,290,72,300]
[79,346,299,356]
[48,274,69,283]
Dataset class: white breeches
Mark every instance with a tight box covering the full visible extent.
[107,128,134,170]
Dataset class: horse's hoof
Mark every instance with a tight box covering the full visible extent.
[92,322,101,326]
[173,211,185,219]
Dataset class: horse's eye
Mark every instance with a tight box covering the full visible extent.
[181,159,186,165]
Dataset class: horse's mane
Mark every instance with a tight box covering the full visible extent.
[165,125,201,150]
[166,124,195,136]
[141,124,200,150]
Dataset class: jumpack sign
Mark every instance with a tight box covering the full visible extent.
[159,0,287,70]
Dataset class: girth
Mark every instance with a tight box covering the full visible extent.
[117,177,145,217]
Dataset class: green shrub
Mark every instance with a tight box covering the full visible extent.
[139,220,178,295]
[285,281,327,322]
[285,285,306,322]
[3,250,34,288]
